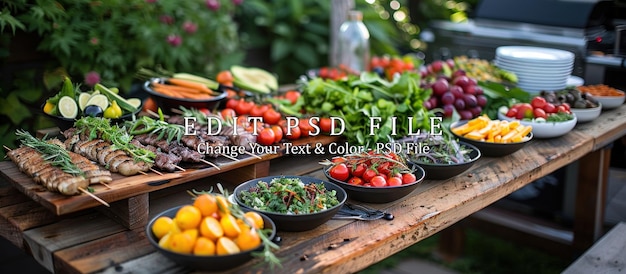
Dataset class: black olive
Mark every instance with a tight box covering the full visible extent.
[83,105,104,117]
[566,93,575,104]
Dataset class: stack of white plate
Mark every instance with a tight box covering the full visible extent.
[494,46,574,94]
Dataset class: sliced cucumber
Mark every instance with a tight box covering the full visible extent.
[94,84,138,113]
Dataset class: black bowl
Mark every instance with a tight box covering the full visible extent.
[450,121,533,157]
[409,141,481,180]
[42,102,142,131]
[143,78,227,114]
[146,205,276,271]
[234,176,347,232]
[323,165,425,204]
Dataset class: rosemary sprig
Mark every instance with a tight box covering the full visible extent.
[126,116,185,143]
[74,117,155,164]
[15,129,83,176]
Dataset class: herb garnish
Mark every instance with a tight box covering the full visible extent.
[15,129,83,176]
[399,133,473,165]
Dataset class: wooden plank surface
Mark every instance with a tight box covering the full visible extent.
[563,222,626,274]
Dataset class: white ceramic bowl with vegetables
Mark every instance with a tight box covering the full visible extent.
[498,110,576,138]
[234,176,347,232]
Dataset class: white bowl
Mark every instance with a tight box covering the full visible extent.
[498,112,577,138]
[570,104,602,123]
[593,94,625,109]
[496,46,575,63]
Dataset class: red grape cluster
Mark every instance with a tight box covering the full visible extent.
[422,62,488,120]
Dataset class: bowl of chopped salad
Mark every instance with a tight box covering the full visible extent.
[234,176,347,232]
[399,134,481,180]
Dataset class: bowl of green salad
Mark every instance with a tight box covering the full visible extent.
[234,176,347,232]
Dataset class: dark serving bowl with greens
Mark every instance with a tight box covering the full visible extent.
[234,176,347,232]
[399,134,481,180]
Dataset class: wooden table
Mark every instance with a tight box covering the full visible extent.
[1,104,625,273]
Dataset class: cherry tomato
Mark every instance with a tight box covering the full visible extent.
[225,98,239,110]
[531,96,547,109]
[283,124,301,140]
[284,90,301,105]
[561,102,571,112]
[263,108,282,125]
[256,127,276,146]
[533,108,547,119]
[370,175,387,187]
[387,176,403,187]
[402,173,417,185]
[351,163,367,178]
[557,105,569,114]
[543,103,557,113]
[347,177,363,185]
[142,97,157,113]
[270,125,283,143]
[329,163,350,181]
[506,107,518,118]
[362,169,378,183]
[299,118,313,137]
[331,156,346,163]
[234,99,254,115]
[376,162,391,175]
[249,104,269,117]
[319,117,333,133]
[516,103,533,119]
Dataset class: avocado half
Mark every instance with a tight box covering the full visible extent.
[230,65,278,94]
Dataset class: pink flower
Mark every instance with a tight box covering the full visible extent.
[90,37,99,45]
[159,15,174,25]
[166,34,182,47]
[206,0,220,11]
[232,0,243,6]
[182,21,198,34]
[84,71,101,87]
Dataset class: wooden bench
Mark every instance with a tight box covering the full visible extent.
[562,222,626,274]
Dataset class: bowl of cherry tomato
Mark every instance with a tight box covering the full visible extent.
[322,152,425,203]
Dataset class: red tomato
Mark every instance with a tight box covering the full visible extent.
[234,99,254,115]
[216,70,234,84]
[270,125,283,143]
[561,102,571,112]
[284,90,301,105]
[256,127,276,146]
[543,103,557,113]
[530,96,547,109]
[370,175,387,187]
[329,163,350,182]
[516,103,533,119]
[319,117,333,133]
[533,108,547,119]
[557,105,569,114]
[347,177,363,185]
[331,156,346,163]
[263,108,282,125]
[142,97,158,113]
[249,104,269,117]
[225,98,239,110]
[402,173,417,185]
[283,125,301,140]
[351,163,367,178]
[362,169,378,183]
[376,162,391,175]
[387,176,403,187]
[299,118,313,137]
[505,107,518,118]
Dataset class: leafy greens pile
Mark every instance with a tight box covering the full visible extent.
[300,72,434,149]
[238,177,340,214]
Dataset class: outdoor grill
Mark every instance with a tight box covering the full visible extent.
[424,0,626,86]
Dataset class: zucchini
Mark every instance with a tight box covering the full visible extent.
[94,84,138,113]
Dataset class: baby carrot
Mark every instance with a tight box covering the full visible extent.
[167,78,217,95]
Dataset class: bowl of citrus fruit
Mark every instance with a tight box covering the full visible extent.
[42,79,142,130]
[146,192,277,271]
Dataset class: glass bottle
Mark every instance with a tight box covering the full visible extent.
[338,10,370,73]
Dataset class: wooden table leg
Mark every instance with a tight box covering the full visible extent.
[98,193,149,230]
[573,146,611,253]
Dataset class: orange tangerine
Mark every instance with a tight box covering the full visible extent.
[220,214,241,238]
[193,194,218,217]
[151,216,174,239]
[243,211,264,229]
[169,229,197,254]
[193,237,216,256]
[215,195,231,216]
[199,216,223,241]
[236,227,262,251]
[175,205,202,230]
[216,237,240,255]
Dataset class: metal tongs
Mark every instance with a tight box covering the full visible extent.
[333,203,394,221]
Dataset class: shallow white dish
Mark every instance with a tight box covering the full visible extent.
[498,112,577,138]
[496,46,575,63]
[570,104,602,123]
[495,57,574,68]
[566,75,585,86]
[593,94,625,109]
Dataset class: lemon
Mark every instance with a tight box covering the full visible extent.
[78,92,92,111]
[43,101,56,115]
[127,98,142,109]
[58,96,78,118]
[86,94,109,111]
